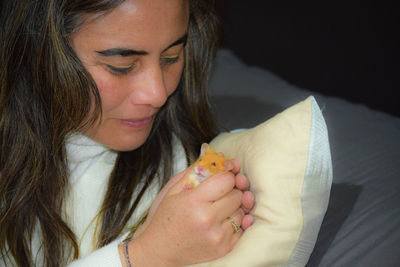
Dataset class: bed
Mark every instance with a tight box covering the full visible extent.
[207,49,400,266]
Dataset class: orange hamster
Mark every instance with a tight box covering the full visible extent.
[184,143,228,189]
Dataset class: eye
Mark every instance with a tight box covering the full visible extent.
[160,55,180,66]
[106,65,133,75]
[211,162,216,167]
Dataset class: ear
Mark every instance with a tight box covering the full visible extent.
[200,143,209,156]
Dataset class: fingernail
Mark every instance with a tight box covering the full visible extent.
[224,160,234,170]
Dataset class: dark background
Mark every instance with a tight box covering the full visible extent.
[215,1,399,117]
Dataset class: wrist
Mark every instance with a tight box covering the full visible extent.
[118,236,178,267]
[118,243,131,267]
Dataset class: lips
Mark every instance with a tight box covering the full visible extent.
[119,116,154,129]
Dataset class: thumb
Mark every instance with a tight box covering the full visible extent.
[166,165,195,196]
[146,167,191,221]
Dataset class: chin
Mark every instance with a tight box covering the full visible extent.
[112,142,145,152]
[107,133,150,152]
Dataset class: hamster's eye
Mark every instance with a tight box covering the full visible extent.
[211,162,216,167]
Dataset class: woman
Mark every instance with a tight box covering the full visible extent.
[0,0,254,266]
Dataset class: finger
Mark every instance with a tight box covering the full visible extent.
[229,229,242,249]
[212,189,243,222]
[166,167,192,194]
[229,209,245,229]
[224,209,244,235]
[230,159,241,174]
[241,214,253,230]
[220,215,243,256]
[241,191,254,213]
[235,173,250,190]
[224,159,240,174]
[223,159,234,172]
[166,166,195,196]
[229,224,242,250]
[140,167,193,236]
[148,167,191,219]
[194,172,235,202]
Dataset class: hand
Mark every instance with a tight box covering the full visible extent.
[125,160,250,267]
[139,158,254,236]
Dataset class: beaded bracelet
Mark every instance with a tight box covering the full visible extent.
[123,241,133,267]
[122,225,139,267]
[121,215,147,267]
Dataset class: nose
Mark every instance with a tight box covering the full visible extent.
[130,64,168,108]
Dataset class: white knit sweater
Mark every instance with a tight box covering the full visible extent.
[67,134,187,266]
[1,133,187,266]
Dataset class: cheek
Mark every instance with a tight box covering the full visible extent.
[90,68,125,111]
[164,60,184,96]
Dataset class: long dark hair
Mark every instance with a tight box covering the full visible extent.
[0,0,219,266]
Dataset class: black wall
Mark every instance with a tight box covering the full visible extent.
[216,1,399,117]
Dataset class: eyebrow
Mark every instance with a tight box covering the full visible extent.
[163,34,187,52]
[96,34,188,57]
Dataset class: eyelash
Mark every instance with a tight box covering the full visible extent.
[106,55,180,75]
[161,55,180,65]
[106,65,133,75]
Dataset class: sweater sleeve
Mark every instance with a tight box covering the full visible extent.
[67,136,187,267]
[66,239,123,267]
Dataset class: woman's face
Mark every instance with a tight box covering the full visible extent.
[70,0,189,151]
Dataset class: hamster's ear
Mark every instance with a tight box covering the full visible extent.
[200,143,209,156]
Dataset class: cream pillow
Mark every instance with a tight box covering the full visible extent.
[192,96,332,267]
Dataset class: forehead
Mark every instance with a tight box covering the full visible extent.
[72,0,189,51]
